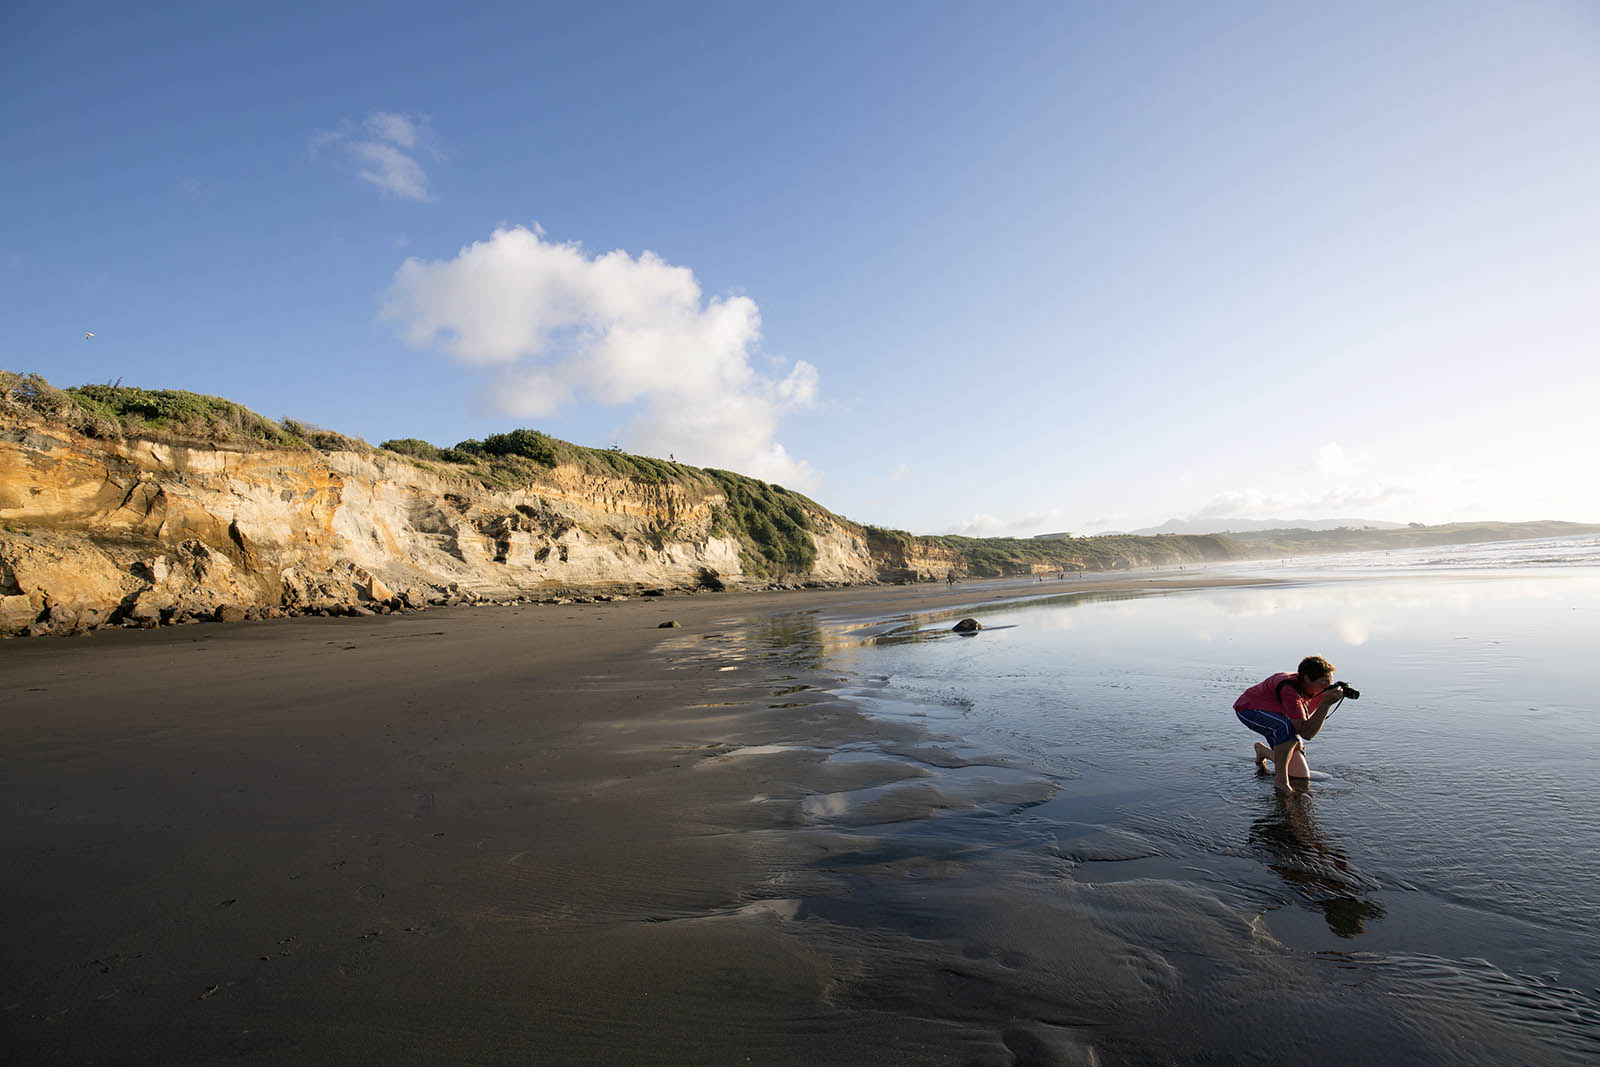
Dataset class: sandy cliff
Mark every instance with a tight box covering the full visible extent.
[865,530,964,583]
[1,413,878,636]
[0,370,1258,638]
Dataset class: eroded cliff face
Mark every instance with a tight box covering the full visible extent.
[0,415,877,636]
[865,531,964,583]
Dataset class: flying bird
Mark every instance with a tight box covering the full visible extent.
[83,331,94,340]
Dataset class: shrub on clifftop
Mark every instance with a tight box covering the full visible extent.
[71,383,309,447]
[380,438,444,461]
[481,428,557,466]
[1,371,120,437]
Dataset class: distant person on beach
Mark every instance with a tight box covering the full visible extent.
[1234,656,1347,793]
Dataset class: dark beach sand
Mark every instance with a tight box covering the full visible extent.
[1,575,1290,1065]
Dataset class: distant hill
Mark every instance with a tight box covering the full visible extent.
[1220,520,1600,556]
[1042,518,1600,555]
[1120,517,1407,536]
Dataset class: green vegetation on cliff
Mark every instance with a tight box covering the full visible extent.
[381,425,701,488]
[923,532,1240,577]
[0,372,368,452]
[855,525,1239,577]
[704,470,818,578]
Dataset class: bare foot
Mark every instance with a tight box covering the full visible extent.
[1253,742,1272,768]
[1273,777,1294,795]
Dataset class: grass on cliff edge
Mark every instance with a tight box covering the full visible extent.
[0,371,367,452]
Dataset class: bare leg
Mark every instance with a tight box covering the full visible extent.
[1269,738,1299,793]
[1257,740,1310,779]
[1286,741,1311,780]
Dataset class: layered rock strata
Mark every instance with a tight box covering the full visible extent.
[1,414,877,636]
[1,410,1251,638]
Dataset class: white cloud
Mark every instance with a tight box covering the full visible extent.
[945,508,1068,538]
[1311,441,1373,477]
[348,141,430,201]
[364,111,421,148]
[1312,442,1348,475]
[890,463,909,480]
[379,225,821,488]
[1190,483,1405,520]
[313,112,440,201]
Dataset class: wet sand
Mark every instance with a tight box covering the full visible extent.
[1,575,1280,1065]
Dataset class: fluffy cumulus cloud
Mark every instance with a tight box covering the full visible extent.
[312,112,440,201]
[380,225,821,488]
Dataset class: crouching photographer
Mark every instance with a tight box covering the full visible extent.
[1233,656,1358,794]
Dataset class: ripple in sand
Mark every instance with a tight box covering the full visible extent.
[802,764,1057,826]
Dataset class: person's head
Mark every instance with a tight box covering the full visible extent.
[1297,655,1336,693]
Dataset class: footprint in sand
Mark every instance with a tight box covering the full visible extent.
[413,791,436,818]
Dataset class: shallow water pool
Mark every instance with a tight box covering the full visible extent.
[792,545,1600,1062]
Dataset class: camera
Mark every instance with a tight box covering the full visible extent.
[1334,681,1361,700]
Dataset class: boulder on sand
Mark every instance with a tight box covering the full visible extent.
[952,618,981,633]
[1,594,39,632]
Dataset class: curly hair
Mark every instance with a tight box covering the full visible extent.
[1297,655,1335,682]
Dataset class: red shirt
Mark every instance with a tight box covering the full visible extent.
[1234,672,1313,724]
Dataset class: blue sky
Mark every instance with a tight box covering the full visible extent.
[5,1,1598,534]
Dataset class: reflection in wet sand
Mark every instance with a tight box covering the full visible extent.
[657,563,1600,1062]
[1247,795,1386,938]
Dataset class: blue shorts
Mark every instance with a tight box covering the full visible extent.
[1235,708,1299,748]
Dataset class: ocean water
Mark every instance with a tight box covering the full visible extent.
[751,535,1600,1062]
